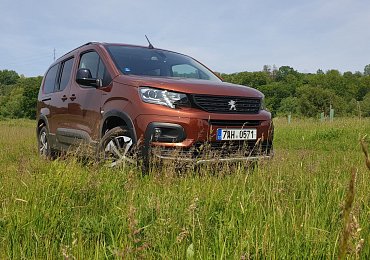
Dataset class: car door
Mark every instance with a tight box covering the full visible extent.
[68,50,109,142]
[39,57,75,150]
[38,63,60,147]
[50,57,80,147]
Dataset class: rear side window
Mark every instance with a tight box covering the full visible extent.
[58,58,74,91]
[43,64,59,94]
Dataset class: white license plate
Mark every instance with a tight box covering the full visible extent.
[216,128,257,141]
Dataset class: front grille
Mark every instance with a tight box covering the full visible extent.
[192,95,261,114]
[208,120,261,127]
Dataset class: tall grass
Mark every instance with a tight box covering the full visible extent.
[0,118,369,258]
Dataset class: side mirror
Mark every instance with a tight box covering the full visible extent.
[76,68,102,88]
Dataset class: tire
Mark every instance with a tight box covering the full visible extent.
[99,126,135,167]
[38,126,52,159]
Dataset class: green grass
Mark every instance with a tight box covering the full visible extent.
[0,118,369,259]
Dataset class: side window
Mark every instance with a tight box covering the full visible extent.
[79,51,111,86]
[58,58,74,91]
[79,51,99,78]
[43,64,59,94]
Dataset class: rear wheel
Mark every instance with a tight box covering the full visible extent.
[99,126,135,167]
[38,126,52,159]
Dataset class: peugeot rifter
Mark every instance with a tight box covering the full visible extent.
[36,42,273,171]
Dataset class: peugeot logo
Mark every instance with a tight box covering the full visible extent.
[228,100,237,111]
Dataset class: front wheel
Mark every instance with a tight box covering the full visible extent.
[99,126,135,167]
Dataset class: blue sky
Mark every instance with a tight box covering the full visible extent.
[1,0,370,77]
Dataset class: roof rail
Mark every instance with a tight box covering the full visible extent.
[55,42,100,62]
[82,41,100,46]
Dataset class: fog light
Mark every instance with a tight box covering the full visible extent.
[153,128,162,139]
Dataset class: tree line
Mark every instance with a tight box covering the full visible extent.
[0,70,42,119]
[220,65,370,117]
[1,66,370,120]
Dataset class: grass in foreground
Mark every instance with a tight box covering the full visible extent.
[0,118,369,259]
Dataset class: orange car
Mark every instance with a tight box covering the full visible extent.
[37,42,273,171]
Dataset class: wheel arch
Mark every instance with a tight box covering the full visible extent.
[36,114,49,135]
[100,110,137,143]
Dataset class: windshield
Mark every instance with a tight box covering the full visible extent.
[106,45,221,82]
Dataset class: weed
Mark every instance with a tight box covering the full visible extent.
[0,118,369,258]
[338,168,362,259]
[360,135,370,170]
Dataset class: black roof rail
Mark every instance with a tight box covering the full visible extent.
[55,42,101,62]
[82,41,100,47]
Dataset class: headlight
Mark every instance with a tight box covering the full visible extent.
[139,87,189,109]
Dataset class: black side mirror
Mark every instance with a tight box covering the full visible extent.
[76,68,102,88]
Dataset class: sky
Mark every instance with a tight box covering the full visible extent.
[1,0,370,77]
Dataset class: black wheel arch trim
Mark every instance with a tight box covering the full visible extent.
[36,114,50,134]
[100,110,137,143]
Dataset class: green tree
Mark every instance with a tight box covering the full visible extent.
[0,74,42,119]
[259,82,293,115]
[324,70,345,96]
[220,71,272,88]
[357,76,370,100]
[0,70,20,85]
[364,64,370,76]
[361,92,370,116]
[20,76,42,119]
[345,98,359,116]
[297,86,345,117]
[278,96,300,116]
[262,65,271,74]
[342,71,362,100]
[276,66,300,82]
[0,86,24,118]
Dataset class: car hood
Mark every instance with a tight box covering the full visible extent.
[114,75,263,98]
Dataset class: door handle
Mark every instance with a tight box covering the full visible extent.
[61,95,67,101]
[70,94,76,101]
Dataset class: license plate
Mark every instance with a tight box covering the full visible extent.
[216,128,257,141]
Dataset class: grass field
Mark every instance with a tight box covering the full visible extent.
[0,117,369,259]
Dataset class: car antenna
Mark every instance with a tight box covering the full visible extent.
[145,35,154,49]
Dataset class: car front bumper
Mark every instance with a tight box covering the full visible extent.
[139,116,274,164]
